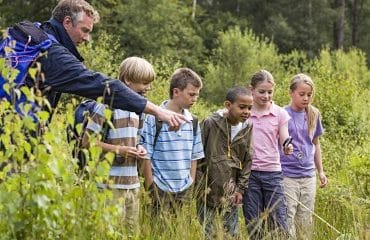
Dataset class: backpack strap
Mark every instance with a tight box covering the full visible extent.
[153,117,163,148]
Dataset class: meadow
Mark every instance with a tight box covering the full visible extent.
[0,27,369,239]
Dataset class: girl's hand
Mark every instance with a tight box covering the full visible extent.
[319,172,328,188]
[283,143,293,155]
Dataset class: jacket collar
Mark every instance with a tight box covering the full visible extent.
[210,109,252,143]
[41,18,84,62]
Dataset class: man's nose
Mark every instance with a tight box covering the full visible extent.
[82,33,90,42]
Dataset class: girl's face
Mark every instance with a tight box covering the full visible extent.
[290,82,313,111]
[251,80,274,108]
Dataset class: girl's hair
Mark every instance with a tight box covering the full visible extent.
[290,73,320,137]
[250,69,275,88]
[225,86,252,103]
[118,57,155,84]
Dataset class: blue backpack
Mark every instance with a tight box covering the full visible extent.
[0,20,55,120]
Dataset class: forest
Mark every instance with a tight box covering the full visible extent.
[0,0,369,239]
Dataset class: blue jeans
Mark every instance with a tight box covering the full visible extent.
[243,171,288,239]
[197,202,239,239]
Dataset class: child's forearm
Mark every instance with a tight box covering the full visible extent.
[313,137,324,173]
[143,160,153,189]
[190,160,197,181]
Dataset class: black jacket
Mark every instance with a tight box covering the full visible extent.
[37,18,147,115]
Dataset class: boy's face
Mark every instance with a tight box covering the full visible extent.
[225,95,253,124]
[173,83,201,109]
[125,81,151,96]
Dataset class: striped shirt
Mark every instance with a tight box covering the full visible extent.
[86,102,142,189]
[140,102,204,193]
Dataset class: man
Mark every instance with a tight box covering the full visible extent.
[35,0,185,128]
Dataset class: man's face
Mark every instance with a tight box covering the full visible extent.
[63,11,94,46]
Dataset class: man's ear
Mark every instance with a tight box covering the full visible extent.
[62,16,73,29]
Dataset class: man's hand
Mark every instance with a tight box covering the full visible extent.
[144,101,189,130]
[156,107,189,131]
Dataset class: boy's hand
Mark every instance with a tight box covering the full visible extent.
[118,146,142,158]
[231,192,243,205]
[136,144,148,158]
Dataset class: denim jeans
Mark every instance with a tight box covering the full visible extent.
[243,170,288,239]
[197,201,239,239]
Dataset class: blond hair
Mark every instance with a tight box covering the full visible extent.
[290,73,320,137]
[118,57,155,84]
[250,69,275,88]
[52,0,100,24]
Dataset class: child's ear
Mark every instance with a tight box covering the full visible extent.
[124,80,131,86]
[289,89,293,97]
[224,100,231,109]
[173,88,180,96]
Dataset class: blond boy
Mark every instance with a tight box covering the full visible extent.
[82,56,155,236]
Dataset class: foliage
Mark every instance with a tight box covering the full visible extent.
[203,26,280,103]
[91,0,205,73]
[0,4,370,239]
[0,0,57,28]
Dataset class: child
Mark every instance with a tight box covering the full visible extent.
[242,69,293,239]
[82,56,155,237]
[280,73,328,240]
[140,67,204,214]
[196,86,253,238]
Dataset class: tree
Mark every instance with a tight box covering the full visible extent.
[333,0,346,49]
[91,0,204,72]
[0,0,56,28]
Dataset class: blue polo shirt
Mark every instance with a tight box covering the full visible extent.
[140,103,204,193]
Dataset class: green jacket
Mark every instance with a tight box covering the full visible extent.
[196,111,253,208]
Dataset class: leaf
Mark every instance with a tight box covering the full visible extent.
[33,194,50,209]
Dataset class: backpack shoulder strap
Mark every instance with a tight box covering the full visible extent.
[192,114,198,137]
[153,116,163,147]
